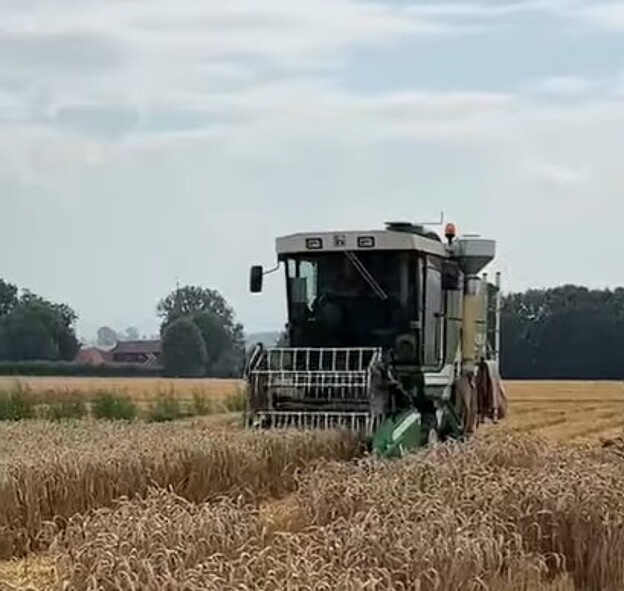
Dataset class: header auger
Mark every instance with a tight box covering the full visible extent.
[245,220,506,458]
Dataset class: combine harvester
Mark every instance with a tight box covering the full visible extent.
[245,220,506,458]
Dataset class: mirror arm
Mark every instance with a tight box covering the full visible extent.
[263,261,280,276]
[250,260,281,293]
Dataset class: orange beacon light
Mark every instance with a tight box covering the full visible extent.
[444,223,457,244]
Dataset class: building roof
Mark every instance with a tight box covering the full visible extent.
[112,339,161,355]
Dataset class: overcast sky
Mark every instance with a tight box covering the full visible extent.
[1,0,623,338]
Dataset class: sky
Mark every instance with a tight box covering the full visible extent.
[1,0,624,339]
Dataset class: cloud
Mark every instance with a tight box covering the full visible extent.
[0,0,608,144]
[0,31,123,74]
[406,1,562,19]
[562,3,624,30]
[0,0,479,144]
[4,81,624,331]
[53,103,141,138]
[526,162,590,187]
[404,1,624,32]
[531,75,594,97]
[2,0,624,335]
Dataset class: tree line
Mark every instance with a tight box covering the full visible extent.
[157,283,624,380]
[500,285,624,380]
[0,279,245,378]
[1,276,623,380]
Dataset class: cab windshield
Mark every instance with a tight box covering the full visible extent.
[284,252,409,348]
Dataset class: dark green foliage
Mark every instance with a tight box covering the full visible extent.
[191,311,240,377]
[157,285,246,377]
[2,310,58,360]
[158,285,235,326]
[162,318,207,377]
[502,285,624,379]
[192,392,214,416]
[147,393,185,422]
[0,282,80,362]
[0,387,35,421]
[0,279,18,317]
[223,386,247,413]
[0,326,7,360]
[92,393,137,421]
[45,399,88,421]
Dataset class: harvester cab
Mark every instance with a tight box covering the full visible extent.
[245,221,506,458]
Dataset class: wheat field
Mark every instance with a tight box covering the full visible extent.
[500,381,624,443]
[0,380,623,590]
[0,376,242,405]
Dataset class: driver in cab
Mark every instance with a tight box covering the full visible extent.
[329,259,365,298]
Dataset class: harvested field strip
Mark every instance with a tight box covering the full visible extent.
[569,421,624,442]
[506,381,624,397]
[509,404,568,416]
[590,426,624,444]
[512,397,624,404]
[510,402,619,413]
[546,416,624,442]
[498,382,624,442]
[506,414,568,433]
[502,400,624,442]
[48,436,624,590]
[0,421,360,559]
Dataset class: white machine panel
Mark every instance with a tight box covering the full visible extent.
[276,230,448,257]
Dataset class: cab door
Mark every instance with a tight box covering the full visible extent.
[422,256,444,369]
[484,273,501,362]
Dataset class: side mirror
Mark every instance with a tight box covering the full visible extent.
[250,265,264,293]
[441,261,461,291]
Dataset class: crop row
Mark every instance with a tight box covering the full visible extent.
[0,421,360,559]
[47,435,624,590]
[0,386,246,422]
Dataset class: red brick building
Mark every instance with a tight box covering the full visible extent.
[74,347,111,365]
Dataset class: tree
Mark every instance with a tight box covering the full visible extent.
[2,309,57,360]
[162,317,208,377]
[0,290,80,362]
[191,311,236,376]
[158,286,235,326]
[501,285,624,380]
[124,327,140,341]
[21,292,80,360]
[157,285,246,377]
[0,279,17,317]
[97,326,118,347]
